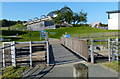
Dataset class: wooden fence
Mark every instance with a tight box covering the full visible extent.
[1,41,49,68]
[61,37,89,61]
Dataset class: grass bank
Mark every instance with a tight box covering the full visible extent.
[103,61,120,72]
[47,26,118,39]
[0,26,118,42]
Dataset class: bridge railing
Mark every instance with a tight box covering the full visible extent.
[61,37,89,61]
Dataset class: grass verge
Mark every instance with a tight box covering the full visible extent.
[1,66,29,78]
[103,61,120,72]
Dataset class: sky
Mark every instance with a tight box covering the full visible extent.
[1,2,119,24]
[1,0,120,2]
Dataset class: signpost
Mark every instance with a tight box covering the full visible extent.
[40,30,47,40]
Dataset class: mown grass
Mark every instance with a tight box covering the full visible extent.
[10,24,27,30]
[1,66,29,78]
[47,26,112,39]
[0,26,119,42]
[0,24,27,31]
[103,61,120,72]
[0,27,9,30]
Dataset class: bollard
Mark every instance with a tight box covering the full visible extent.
[73,63,88,79]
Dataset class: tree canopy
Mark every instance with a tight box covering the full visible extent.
[0,19,26,27]
[52,6,87,26]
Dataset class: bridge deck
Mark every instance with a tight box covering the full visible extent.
[49,44,83,65]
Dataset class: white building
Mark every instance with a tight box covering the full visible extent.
[106,10,120,30]
[89,22,102,28]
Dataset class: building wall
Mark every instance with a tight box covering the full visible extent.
[108,13,119,30]
[27,21,55,31]
[44,21,54,26]
[118,13,120,30]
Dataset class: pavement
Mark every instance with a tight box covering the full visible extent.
[88,64,119,78]
[21,64,119,79]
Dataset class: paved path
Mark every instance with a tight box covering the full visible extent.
[22,64,119,78]
[49,44,83,65]
[88,64,119,78]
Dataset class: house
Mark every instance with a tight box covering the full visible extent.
[89,22,102,28]
[106,10,120,30]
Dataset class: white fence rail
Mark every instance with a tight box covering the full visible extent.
[90,38,120,63]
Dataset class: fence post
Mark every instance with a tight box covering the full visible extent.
[2,43,5,68]
[45,32,49,41]
[90,39,94,63]
[11,41,16,67]
[73,63,88,79]
[29,41,32,67]
[116,38,119,61]
[111,41,115,61]
[46,41,49,66]
[108,38,111,62]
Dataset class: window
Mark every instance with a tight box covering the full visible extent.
[108,13,118,19]
[40,23,43,27]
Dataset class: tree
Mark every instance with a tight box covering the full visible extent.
[2,19,10,27]
[52,10,64,26]
[64,11,73,24]
[53,6,73,24]
[72,11,87,25]
[52,6,87,26]
[17,20,23,24]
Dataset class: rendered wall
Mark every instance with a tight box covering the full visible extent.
[108,13,119,30]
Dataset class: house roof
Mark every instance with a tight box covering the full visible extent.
[90,22,102,25]
[106,10,120,13]
[89,22,102,27]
